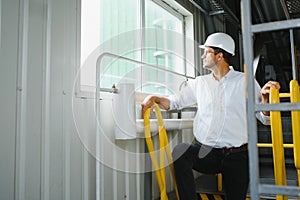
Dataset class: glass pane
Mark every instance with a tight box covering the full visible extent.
[80,0,191,95]
[80,0,140,91]
[100,51,140,89]
[144,0,185,94]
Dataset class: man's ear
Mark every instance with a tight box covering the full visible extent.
[218,52,223,61]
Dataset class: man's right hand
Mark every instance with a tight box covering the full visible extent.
[141,95,170,118]
[141,95,157,118]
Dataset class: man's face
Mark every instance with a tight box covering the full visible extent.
[201,47,218,70]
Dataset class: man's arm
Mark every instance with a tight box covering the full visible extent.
[141,95,170,118]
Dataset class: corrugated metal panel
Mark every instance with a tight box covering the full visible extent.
[1,1,198,200]
[1,0,97,199]
[0,0,19,199]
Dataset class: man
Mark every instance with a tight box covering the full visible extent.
[141,32,280,200]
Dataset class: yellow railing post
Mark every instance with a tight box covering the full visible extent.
[290,80,300,188]
[144,108,166,198]
[270,87,288,200]
[144,103,180,200]
[255,80,300,199]
[217,173,222,192]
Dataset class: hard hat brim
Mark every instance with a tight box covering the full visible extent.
[198,44,235,56]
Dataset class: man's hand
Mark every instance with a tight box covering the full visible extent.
[260,81,281,103]
[260,81,281,116]
[141,95,170,118]
[141,95,157,118]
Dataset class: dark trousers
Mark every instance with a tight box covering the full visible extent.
[172,143,249,200]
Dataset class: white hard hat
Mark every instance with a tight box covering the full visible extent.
[199,32,235,56]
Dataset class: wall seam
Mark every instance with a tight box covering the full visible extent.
[15,0,29,199]
[40,0,51,199]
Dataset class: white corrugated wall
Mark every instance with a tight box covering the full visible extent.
[0,0,97,199]
[0,0,198,199]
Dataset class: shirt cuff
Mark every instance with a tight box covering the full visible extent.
[168,96,176,110]
[259,111,271,125]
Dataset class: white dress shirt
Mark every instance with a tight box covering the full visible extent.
[169,67,270,148]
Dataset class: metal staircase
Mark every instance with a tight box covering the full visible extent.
[241,0,300,199]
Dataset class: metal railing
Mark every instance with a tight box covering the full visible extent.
[95,52,196,200]
[256,80,300,200]
[241,0,300,199]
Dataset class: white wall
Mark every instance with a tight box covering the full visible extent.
[0,0,196,199]
[0,0,147,199]
[0,0,95,199]
[0,0,19,199]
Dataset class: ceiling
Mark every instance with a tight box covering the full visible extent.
[192,0,300,91]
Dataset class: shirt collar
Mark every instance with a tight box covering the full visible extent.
[210,66,235,81]
[224,66,235,79]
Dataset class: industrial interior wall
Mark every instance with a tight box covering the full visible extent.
[0,0,197,200]
[0,0,97,199]
[0,0,150,199]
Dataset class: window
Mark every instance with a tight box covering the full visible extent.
[79,0,194,96]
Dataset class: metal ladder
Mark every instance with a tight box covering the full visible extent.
[241,0,300,199]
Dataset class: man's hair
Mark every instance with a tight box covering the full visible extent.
[212,47,231,64]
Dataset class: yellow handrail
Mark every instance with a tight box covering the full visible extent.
[144,103,180,200]
[217,173,222,192]
[257,143,294,148]
[269,87,288,200]
[279,93,291,98]
[259,80,300,199]
[290,80,300,188]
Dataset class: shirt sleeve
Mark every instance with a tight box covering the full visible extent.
[168,79,197,110]
[254,80,270,125]
[256,111,270,125]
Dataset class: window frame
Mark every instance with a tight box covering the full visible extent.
[75,0,194,99]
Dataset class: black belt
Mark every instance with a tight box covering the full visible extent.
[193,139,248,155]
[215,144,248,155]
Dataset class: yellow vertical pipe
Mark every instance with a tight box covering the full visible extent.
[270,87,288,200]
[154,104,172,199]
[290,80,300,170]
[217,173,222,192]
[290,80,300,195]
[159,129,167,199]
[298,170,300,188]
[144,109,165,195]
[156,104,168,199]
[149,103,180,200]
